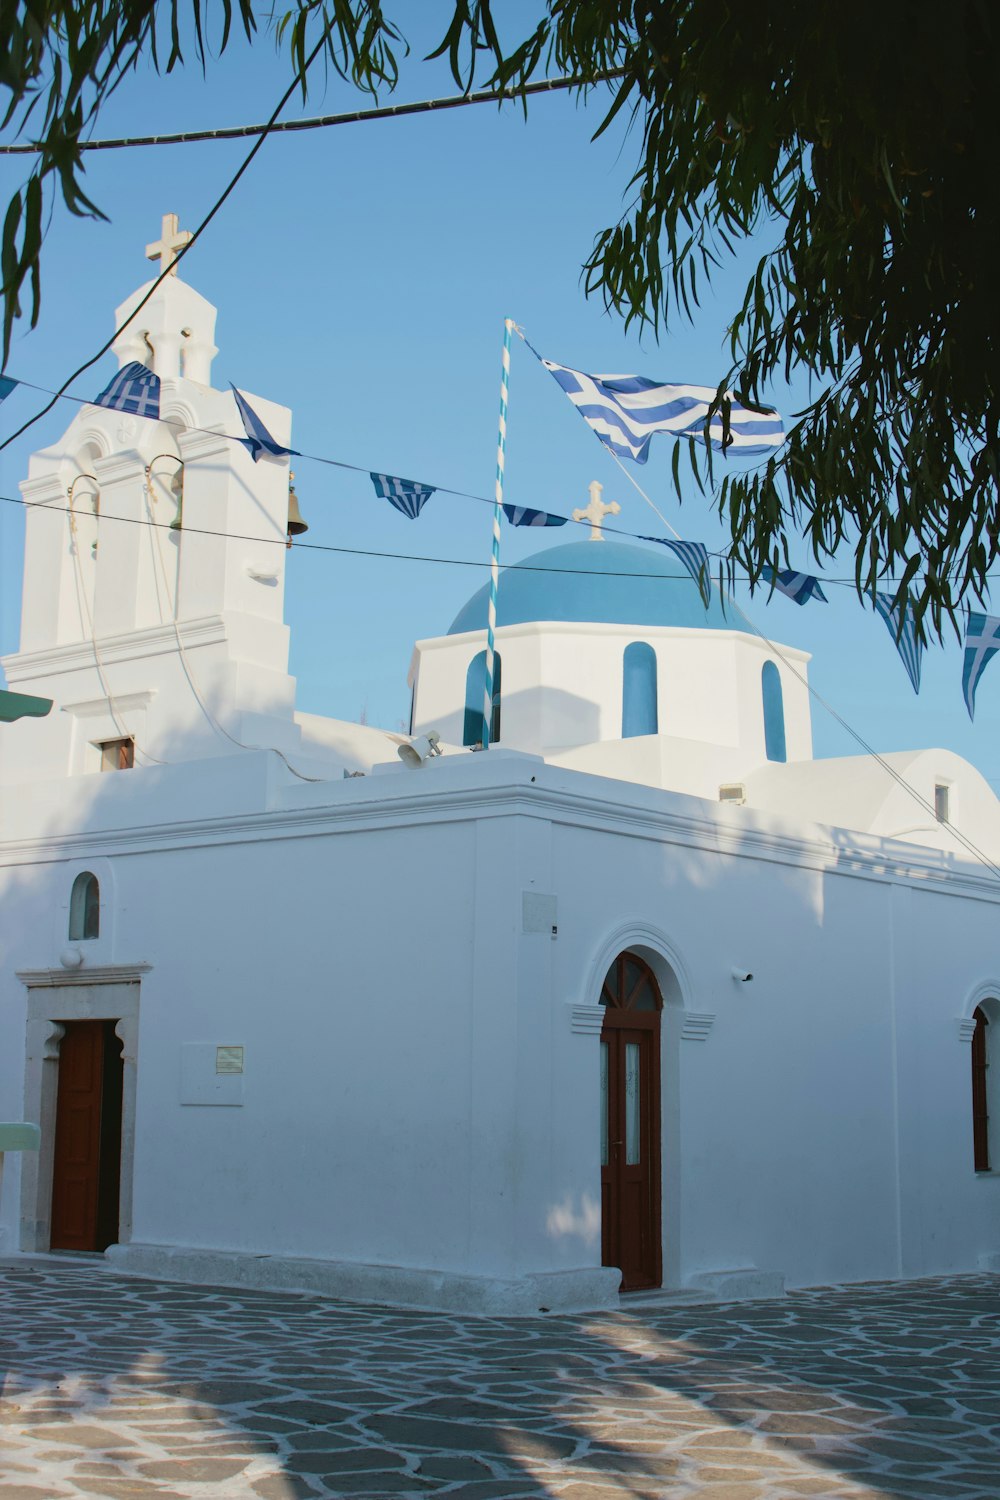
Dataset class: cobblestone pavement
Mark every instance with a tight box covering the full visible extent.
[1,1262,999,1500]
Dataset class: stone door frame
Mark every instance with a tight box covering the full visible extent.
[16,967,146,1253]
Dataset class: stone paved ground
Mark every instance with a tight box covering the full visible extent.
[1,1262,999,1500]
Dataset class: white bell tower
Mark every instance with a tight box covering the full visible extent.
[1,214,305,781]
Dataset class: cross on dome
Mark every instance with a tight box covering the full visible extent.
[572,480,621,541]
[145,213,193,277]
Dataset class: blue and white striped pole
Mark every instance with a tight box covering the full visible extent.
[483,318,513,747]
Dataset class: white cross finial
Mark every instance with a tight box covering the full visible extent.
[572,480,621,541]
[145,213,193,277]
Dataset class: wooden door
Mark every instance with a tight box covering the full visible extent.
[50,1021,123,1252]
[600,954,662,1290]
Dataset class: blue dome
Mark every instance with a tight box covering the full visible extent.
[448,539,731,635]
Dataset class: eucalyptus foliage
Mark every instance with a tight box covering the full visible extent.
[2,1,997,634]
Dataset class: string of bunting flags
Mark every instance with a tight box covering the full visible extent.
[3,353,999,716]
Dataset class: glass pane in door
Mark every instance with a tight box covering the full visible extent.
[625,1041,640,1164]
[600,1041,609,1166]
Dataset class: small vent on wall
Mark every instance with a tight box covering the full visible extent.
[719,783,746,805]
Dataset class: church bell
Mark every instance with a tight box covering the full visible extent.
[168,467,184,530]
[286,473,308,544]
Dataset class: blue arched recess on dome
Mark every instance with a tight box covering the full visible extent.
[463,651,501,746]
[762,661,787,762]
[622,642,658,737]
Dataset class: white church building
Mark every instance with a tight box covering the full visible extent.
[1,227,999,1314]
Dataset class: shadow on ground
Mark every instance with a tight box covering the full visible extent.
[1,1262,999,1499]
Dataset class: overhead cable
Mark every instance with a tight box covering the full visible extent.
[0,20,336,456]
[0,71,625,155]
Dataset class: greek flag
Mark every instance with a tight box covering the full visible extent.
[873,592,923,694]
[502,504,567,528]
[370,472,436,519]
[95,362,160,420]
[231,385,296,462]
[0,375,18,403]
[962,611,1000,719]
[761,565,828,606]
[540,357,784,462]
[640,536,711,603]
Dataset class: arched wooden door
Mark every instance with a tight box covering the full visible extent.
[600,952,662,1290]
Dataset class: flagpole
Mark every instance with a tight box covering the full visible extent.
[483,317,514,748]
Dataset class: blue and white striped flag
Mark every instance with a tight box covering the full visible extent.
[95,362,160,420]
[873,592,923,694]
[962,611,1000,719]
[540,357,784,463]
[640,536,711,603]
[502,504,567,528]
[761,565,828,606]
[370,472,436,519]
[231,385,296,462]
[0,375,18,404]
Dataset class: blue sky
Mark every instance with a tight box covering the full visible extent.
[1,5,996,785]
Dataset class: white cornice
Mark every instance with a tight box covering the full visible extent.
[416,619,812,663]
[19,474,65,505]
[0,770,996,903]
[62,690,157,719]
[681,1012,716,1041]
[93,448,147,484]
[1,615,228,681]
[178,425,232,461]
[16,963,151,988]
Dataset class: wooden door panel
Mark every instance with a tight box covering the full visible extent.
[599,955,662,1292]
[51,1021,105,1251]
[50,1020,123,1253]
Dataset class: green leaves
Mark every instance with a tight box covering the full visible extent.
[1,176,44,366]
[570,0,1000,640]
[2,0,997,638]
[0,1,402,369]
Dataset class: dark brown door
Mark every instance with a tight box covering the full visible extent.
[600,954,662,1290]
[50,1020,124,1251]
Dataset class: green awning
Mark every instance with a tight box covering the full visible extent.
[0,689,53,722]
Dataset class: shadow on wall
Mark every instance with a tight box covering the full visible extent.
[0,672,990,1295]
[440,682,603,754]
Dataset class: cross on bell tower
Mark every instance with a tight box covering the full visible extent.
[145,213,193,277]
[572,480,621,541]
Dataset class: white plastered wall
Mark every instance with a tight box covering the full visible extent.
[1,756,998,1311]
[409,621,812,778]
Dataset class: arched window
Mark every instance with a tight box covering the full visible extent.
[463,650,501,747]
[622,642,658,738]
[973,1006,991,1171]
[69,872,100,941]
[762,661,787,762]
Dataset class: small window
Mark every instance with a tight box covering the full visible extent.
[100,737,135,771]
[463,651,501,747]
[69,872,100,941]
[934,783,950,823]
[622,642,658,738]
[972,1007,990,1172]
[762,662,786,763]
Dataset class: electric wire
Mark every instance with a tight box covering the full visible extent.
[0,71,626,155]
[3,488,998,879]
[0,20,336,458]
[0,375,962,589]
[2,51,985,850]
[140,467,328,779]
[509,330,1000,885]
